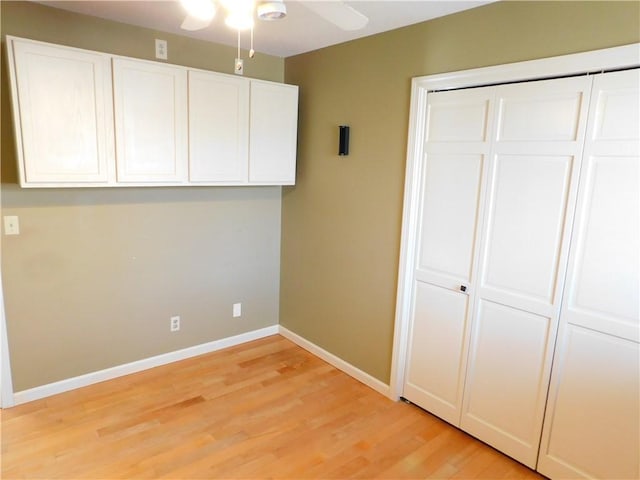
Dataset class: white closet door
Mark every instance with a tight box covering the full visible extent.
[538,69,640,480]
[113,58,188,184]
[403,87,494,425]
[460,76,593,467]
[188,70,249,183]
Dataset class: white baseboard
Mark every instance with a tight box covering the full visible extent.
[11,325,392,406]
[278,325,391,399]
[12,325,279,406]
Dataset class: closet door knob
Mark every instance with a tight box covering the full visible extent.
[460,285,467,292]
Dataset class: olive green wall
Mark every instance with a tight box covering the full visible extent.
[281,1,640,383]
[1,1,285,391]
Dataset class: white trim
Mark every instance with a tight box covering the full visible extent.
[0,275,15,408]
[278,326,391,399]
[12,325,278,405]
[419,43,640,92]
[389,78,429,401]
[390,43,640,403]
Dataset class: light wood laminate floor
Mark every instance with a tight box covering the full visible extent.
[1,335,545,479]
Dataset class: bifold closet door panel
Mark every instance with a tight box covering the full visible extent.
[460,76,593,468]
[538,69,640,480]
[403,87,494,425]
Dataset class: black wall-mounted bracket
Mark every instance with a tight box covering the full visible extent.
[339,125,350,156]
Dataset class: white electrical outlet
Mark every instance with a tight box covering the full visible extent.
[4,216,19,235]
[155,39,168,60]
[170,315,180,332]
[233,303,242,318]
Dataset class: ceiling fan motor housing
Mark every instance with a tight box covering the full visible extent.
[257,1,287,21]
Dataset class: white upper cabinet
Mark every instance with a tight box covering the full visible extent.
[6,37,298,188]
[249,81,298,185]
[112,58,188,184]
[188,70,249,183]
[7,38,115,186]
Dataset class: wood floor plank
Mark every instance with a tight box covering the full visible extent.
[1,335,545,479]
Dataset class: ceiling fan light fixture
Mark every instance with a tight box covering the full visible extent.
[225,11,255,31]
[179,0,216,21]
[257,1,287,21]
[221,0,255,31]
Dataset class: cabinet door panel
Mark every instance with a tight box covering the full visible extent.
[249,82,298,184]
[10,39,113,185]
[113,59,187,183]
[189,71,249,183]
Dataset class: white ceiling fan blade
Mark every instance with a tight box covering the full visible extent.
[181,13,213,31]
[301,1,369,31]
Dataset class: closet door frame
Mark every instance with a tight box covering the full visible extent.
[390,42,640,401]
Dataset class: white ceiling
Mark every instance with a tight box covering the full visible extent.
[34,0,494,57]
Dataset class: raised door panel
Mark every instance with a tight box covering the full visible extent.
[480,154,573,309]
[188,70,249,183]
[538,69,640,480]
[461,76,593,468]
[249,81,298,185]
[403,87,494,425]
[404,282,471,424]
[426,96,489,143]
[567,155,639,336]
[113,58,187,184]
[8,38,114,185]
[496,90,584,142]
[417,153,484,288]
[462,300,553,463]
[538,326,639,479]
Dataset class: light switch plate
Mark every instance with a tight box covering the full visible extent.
[155,39,167,60]
[234,58,244,75]
[4,216,19,235]
[233,303,242,317]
